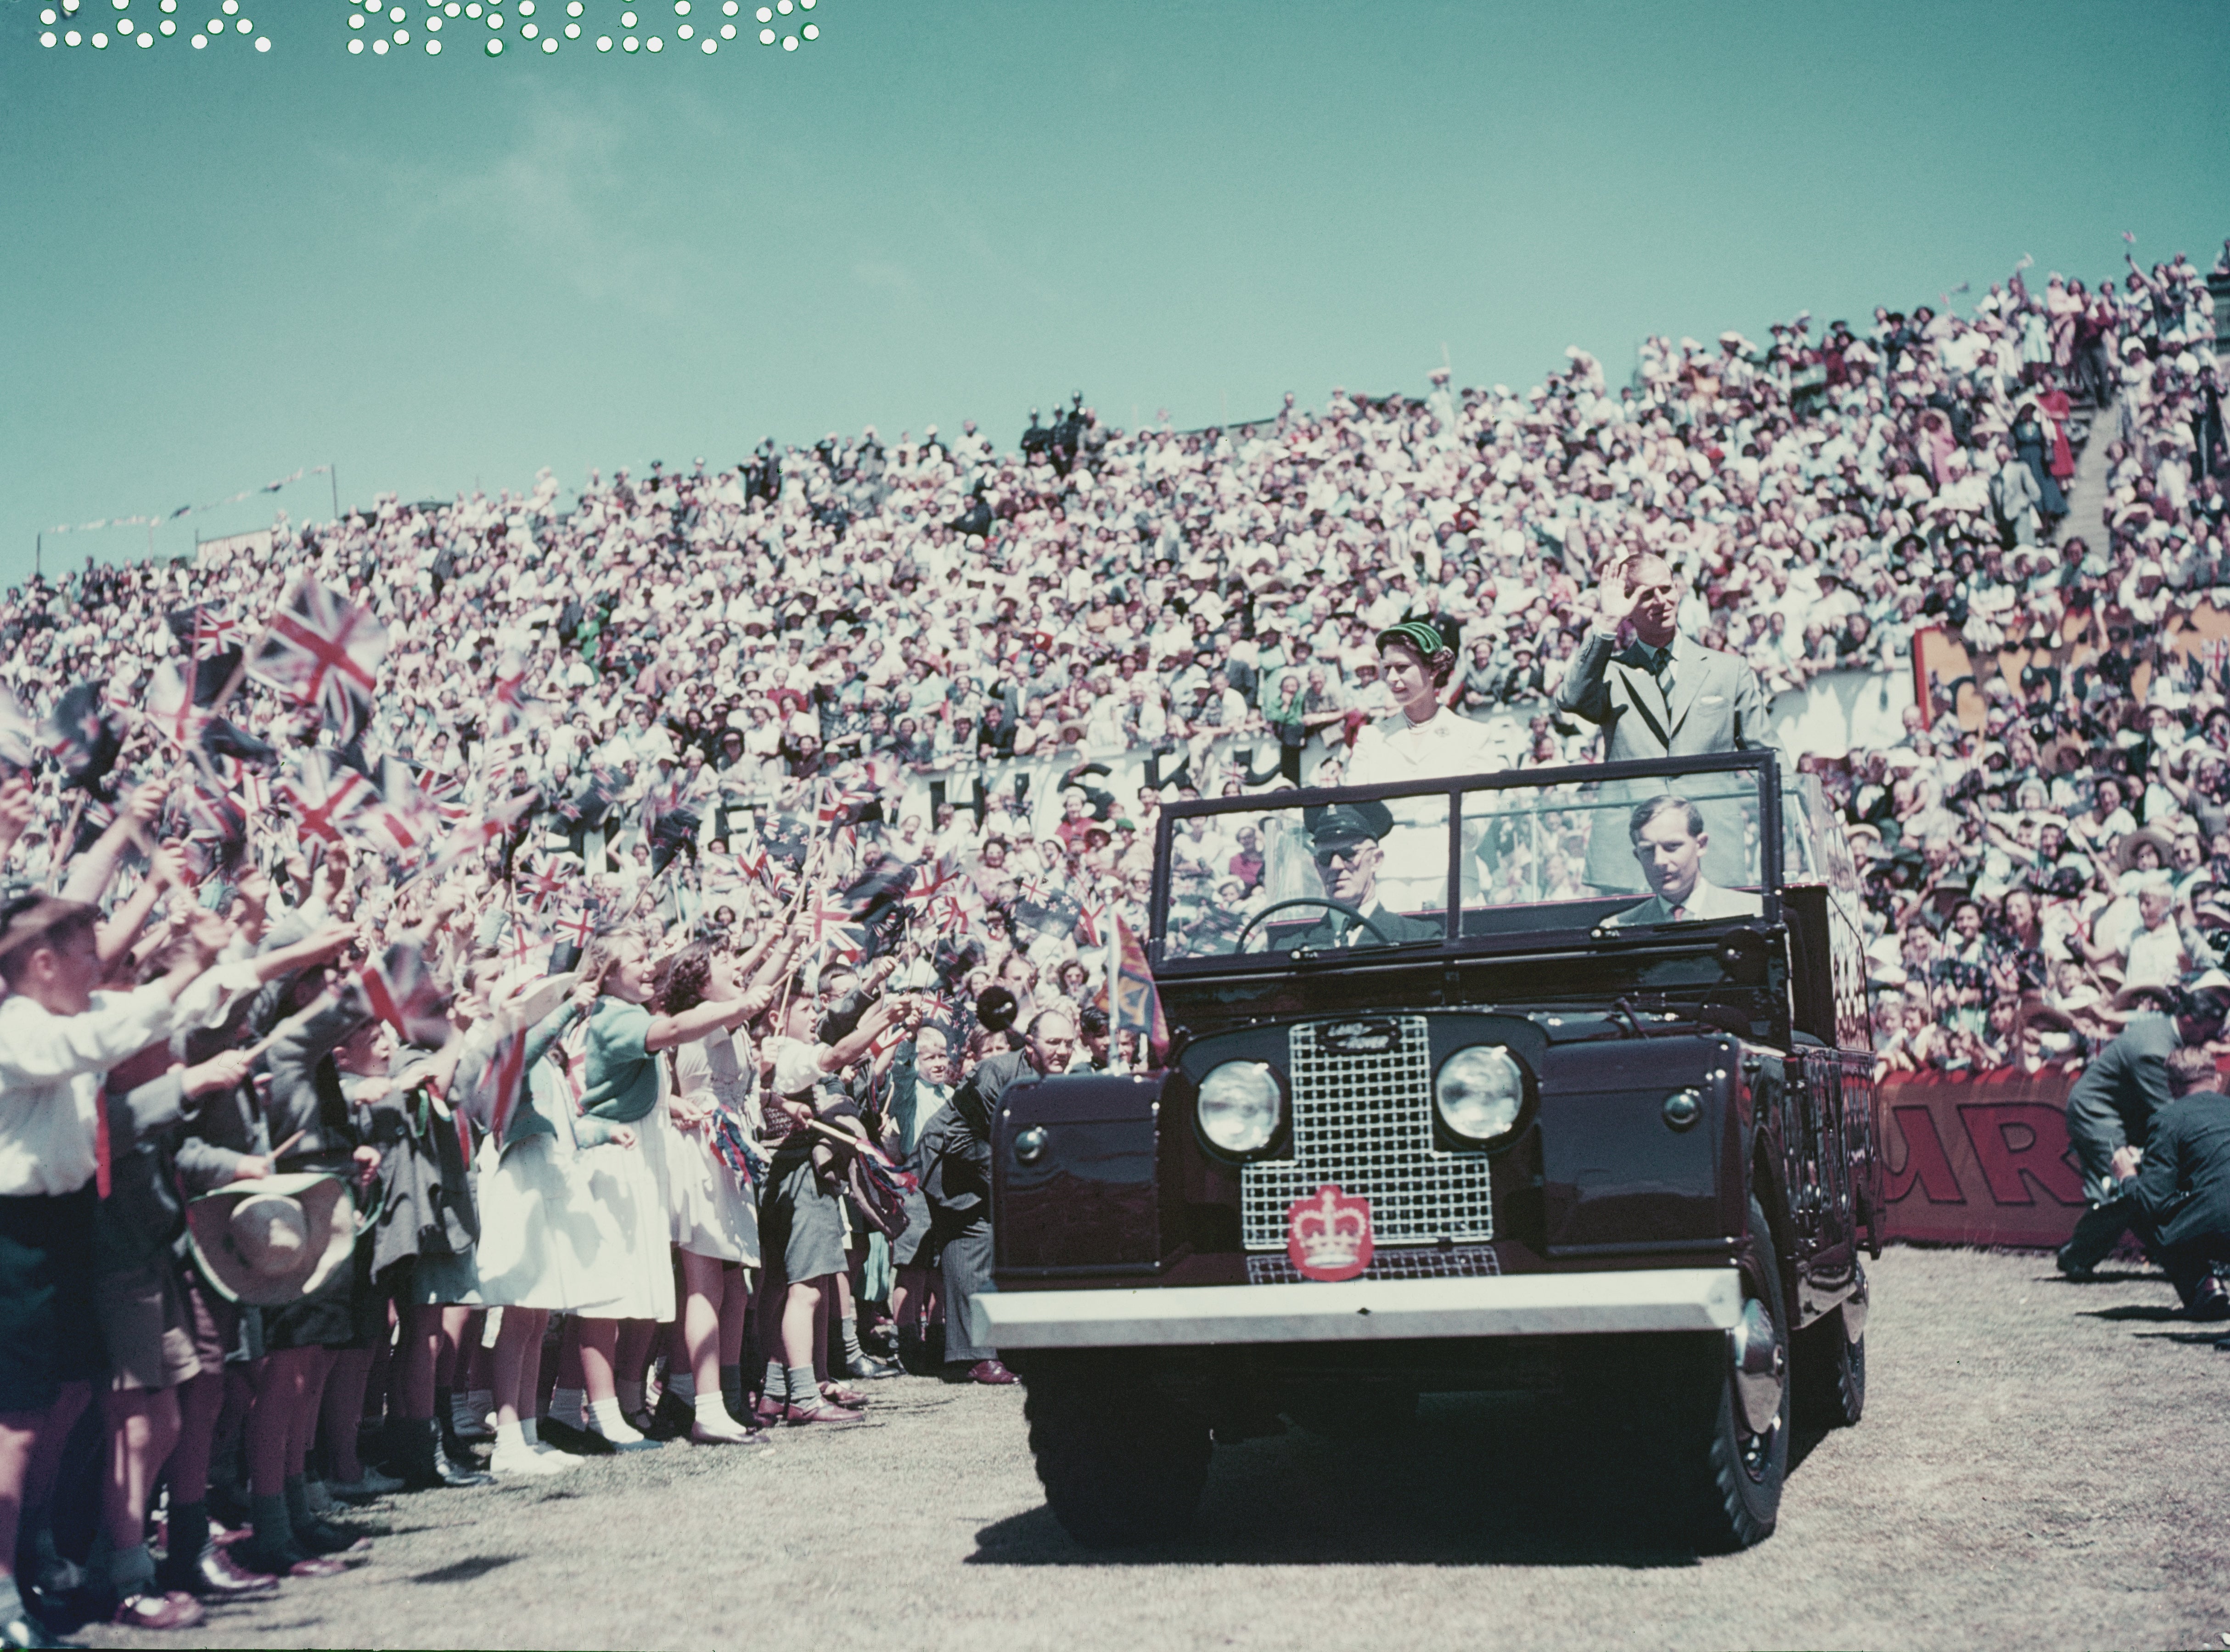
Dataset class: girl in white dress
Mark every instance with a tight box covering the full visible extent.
[649,940,773,1443]
[543,933,769,1445]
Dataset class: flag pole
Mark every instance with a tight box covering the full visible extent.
[1106,917,1125,1073]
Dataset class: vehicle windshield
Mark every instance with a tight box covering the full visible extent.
[1157,759,1773,962]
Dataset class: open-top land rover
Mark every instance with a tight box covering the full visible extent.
[971,750,1879,1551]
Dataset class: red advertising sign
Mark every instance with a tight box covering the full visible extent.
[1879,1068,2085,1248]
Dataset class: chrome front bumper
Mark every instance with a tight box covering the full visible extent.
[971,1268,1743,1351]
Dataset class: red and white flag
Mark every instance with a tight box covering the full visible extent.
[900,853,962,914]
[143,662,209,753]
[358,940,451,1047]
[501,919,548,977]
[248,578,387,742]
[366,758,442,861]
[278,753,375,846]
[517,855,573,909]
[192,607,247,660]
[473,1019,531,1146]
[422,791,537,882]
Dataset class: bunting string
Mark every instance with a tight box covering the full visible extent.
[47,464,332,534]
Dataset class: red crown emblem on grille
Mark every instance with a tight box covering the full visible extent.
[1286,1184,1374,1281]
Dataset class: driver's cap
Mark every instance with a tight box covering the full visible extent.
[1305,800,1395,848]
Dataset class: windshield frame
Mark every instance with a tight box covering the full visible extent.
[1150,749,1785,973]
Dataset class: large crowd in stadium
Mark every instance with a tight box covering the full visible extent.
[0,235,2222,1630]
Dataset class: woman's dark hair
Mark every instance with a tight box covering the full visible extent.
[656,939,718,1015]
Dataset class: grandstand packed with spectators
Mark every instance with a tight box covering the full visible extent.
[0,238,2221,1635]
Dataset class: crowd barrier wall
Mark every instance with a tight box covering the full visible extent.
[1878,1069,2084,1249]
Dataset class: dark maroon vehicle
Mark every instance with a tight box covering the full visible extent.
[974,751,1878,1550]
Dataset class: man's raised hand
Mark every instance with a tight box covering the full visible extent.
[1595,558,1638,630]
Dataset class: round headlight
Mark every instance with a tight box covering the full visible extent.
[1435,1045,1525,1142]
[1196,1060,1281,1155]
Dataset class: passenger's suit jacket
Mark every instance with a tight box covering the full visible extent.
[1602,878,1765,927]
[1556,629,1772,761]
[1558,629,1772,892]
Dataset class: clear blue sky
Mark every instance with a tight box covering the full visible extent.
[2,0,2224,584]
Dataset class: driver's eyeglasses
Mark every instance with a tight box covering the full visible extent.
[1313,846,1366,871]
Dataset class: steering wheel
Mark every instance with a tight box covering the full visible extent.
[1232,898,1392,954]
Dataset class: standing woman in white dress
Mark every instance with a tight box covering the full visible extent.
[562,932,763,1444]
[651,939,779,1444]
[1342,619,1503,910]
[469,992,643,1476]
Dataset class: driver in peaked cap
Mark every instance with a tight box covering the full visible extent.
[1284,801,1443,950]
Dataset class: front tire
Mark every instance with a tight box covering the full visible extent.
[1676,1194,1790,1551]
[1795,1261,1867,1429]
[1023,1359,1211,1547]
[1282,1385,1419,1439]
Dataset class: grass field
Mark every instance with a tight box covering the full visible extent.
[113,1245,2230,1652]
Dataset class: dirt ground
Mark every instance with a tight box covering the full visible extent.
[106,1246,2230,1652]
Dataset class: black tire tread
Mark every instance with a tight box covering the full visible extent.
[1684,1194,1790,1553]
[1023,1365,1211,1547]
[1793,1301,1867,1429]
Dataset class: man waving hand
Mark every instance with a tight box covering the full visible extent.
[1557,551,1770,761]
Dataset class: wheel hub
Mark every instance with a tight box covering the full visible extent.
[1729,1298,1786,1435]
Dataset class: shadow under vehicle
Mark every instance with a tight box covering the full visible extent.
[971,750,1880,1551]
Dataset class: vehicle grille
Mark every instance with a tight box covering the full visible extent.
[1246,1244,1501,1285]
[1240,1016,1497,1252]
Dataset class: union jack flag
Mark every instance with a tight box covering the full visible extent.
[358,939,452,1047]
[366,759,442,861]
[501,920,549,977]
[194,608,247,660]
[517,856,573,909]
[278,752,376,846]
[923,892,975,933]
[44,683,125,790]
[248,579,388,744]
[483,1021,530,1145]
[843,1132,919,1202]
[422,791,537,882]
[234,766,273,821]
[899,854,962,914]
[421,768,472,826]
[144,662,210,753]
[550,906,597,950]
[183,775,247,852]
[808,893,862,948]
[164,607,246,707]
[817,771,879,826]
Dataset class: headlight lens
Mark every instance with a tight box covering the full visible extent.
[1435,1045,1526,1142]
[1196,1060,1282,1155]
